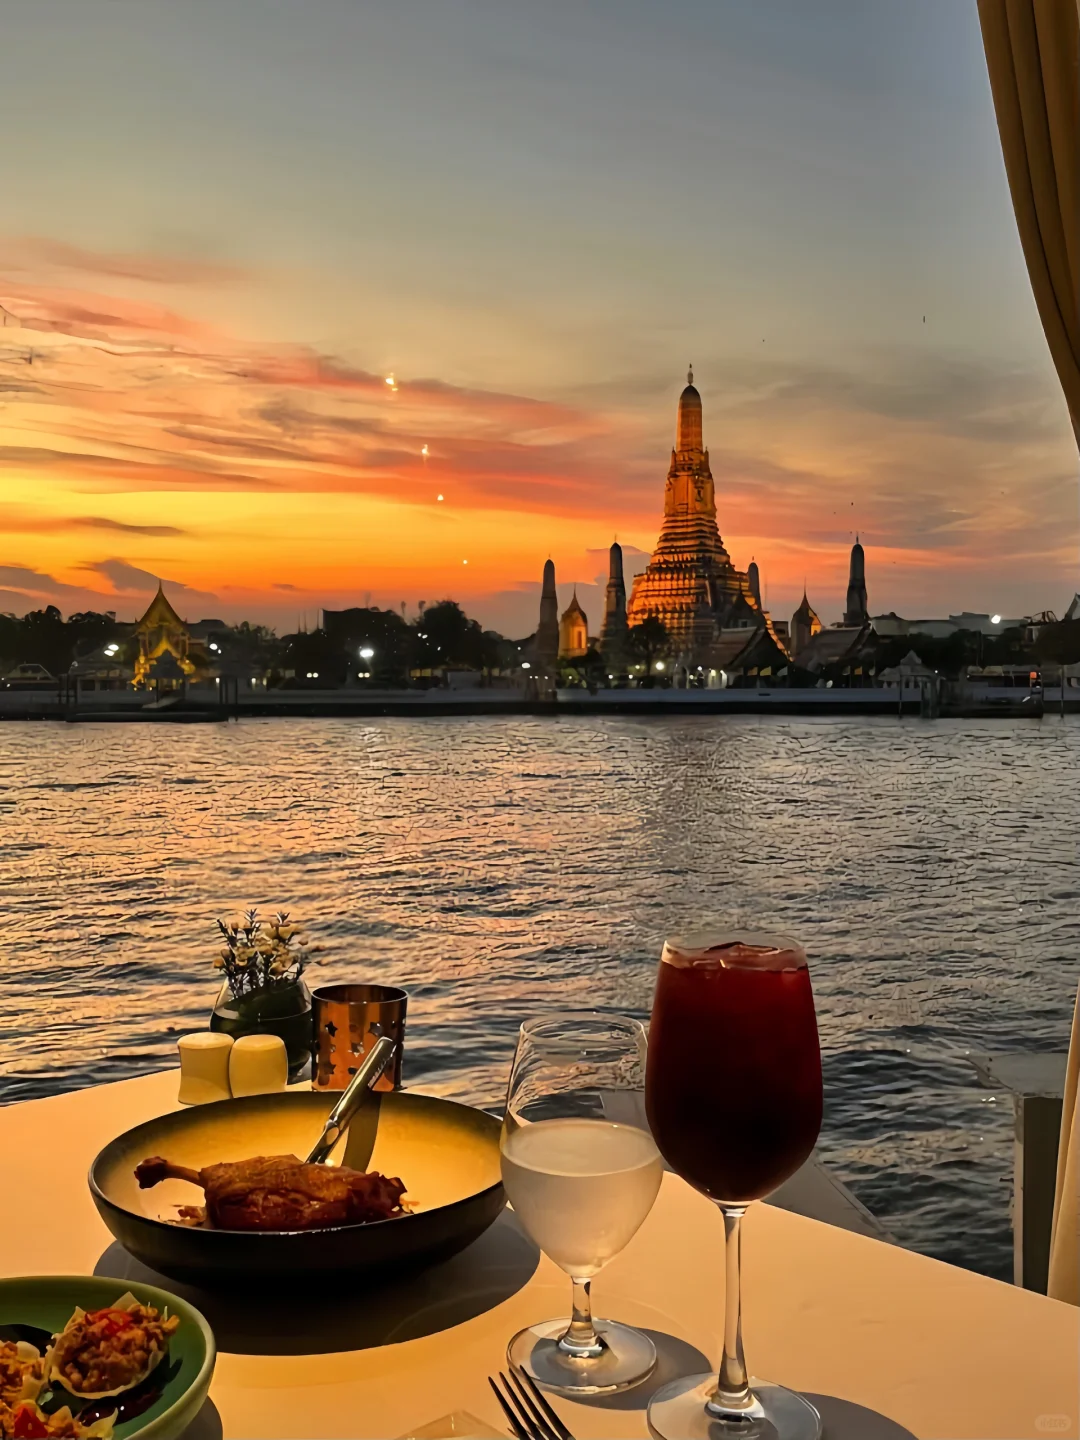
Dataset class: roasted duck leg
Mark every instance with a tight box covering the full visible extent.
[134,1154,406,1231]
[135,1158,201,1187]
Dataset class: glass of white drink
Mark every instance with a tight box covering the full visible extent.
[500,1013,663,1395]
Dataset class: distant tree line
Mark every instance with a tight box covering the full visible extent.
[0,599,524,687]
[279,600,518,687]
[2,602,1077,687]
[0,607,125,676]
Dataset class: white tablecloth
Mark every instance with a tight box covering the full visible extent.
[0,1070,1076,1440]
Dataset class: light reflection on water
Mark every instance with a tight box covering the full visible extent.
[1,715,1077,1280]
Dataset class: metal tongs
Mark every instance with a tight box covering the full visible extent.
[305,1034,396,1165]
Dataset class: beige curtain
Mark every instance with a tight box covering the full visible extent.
[981,0,1080,1305]
[978,0,1080,436]
[1048,983,1079,1303]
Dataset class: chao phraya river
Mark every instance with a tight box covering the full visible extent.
[1,715,1077,1280]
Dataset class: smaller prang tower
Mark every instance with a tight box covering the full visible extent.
[747,558,762,610]
[600,541,628,660]
[843,537,869,628]
[535,559,560,672]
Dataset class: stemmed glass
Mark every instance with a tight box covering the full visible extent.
[645,931,824,1440]
[501,1013,664,1395]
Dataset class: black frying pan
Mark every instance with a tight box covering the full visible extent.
[89,1090,505,1286]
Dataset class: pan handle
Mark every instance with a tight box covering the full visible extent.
[305,1034,396,1165]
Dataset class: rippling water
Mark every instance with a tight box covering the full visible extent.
[2,715,1077,1279]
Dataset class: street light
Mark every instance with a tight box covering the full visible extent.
[991,614,1002,625]
[359,646,375,660]
[654,661,665,672]
[521,661,531,670]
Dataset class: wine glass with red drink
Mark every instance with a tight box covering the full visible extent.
[645,931,824,1440]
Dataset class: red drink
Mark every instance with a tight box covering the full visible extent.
[645,936,822,1203]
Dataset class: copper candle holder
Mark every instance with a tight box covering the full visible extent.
[311,982,407,1092]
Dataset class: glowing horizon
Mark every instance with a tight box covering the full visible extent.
[1,1,1077,639]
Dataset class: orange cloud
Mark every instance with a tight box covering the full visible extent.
[0,280,630,520]
[1,249,1076,627]
[77,557,219,606]
[0,508,186,537]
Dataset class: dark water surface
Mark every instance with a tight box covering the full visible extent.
[2,715,1077,1280]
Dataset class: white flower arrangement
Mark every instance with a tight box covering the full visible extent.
[215,908,310,999]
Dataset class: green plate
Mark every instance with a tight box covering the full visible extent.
[0,1275,215,1440]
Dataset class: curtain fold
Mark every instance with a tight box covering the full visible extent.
[978,0,1080,435]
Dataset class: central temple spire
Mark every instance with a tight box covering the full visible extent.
[627,371,757,655]
[676,365,703,454]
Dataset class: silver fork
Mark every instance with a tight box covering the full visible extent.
[487,1369,576,1440]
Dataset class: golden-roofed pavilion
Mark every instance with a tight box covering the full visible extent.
[132,584,210,689]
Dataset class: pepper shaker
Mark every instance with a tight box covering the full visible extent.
[177,1032,234,1105]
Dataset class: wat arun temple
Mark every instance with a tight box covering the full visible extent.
[625,368,761,648]
[532,368,872,681]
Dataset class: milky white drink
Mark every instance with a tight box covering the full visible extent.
[501,1118,663,1276]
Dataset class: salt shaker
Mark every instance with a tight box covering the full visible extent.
[177,1032,234,1105]
[229,1033,289,1097]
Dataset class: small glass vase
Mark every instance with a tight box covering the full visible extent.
[209,977,313,1083]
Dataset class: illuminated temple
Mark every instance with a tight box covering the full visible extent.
[626,369,760,657]
[528,371,872,681]
[132,584,209,689]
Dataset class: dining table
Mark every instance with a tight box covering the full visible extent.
[0,1068,1075,1440]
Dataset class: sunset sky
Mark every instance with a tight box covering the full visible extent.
[1,0,1077,637]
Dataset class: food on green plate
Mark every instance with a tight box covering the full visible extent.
[46,1294,178,1400]
[0,1401,114,1440]
[0,1343,44,1408]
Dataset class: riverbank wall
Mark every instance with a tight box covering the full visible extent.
[2,685,1075,721]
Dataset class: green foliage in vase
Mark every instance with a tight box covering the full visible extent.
[215,908,310,1000]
